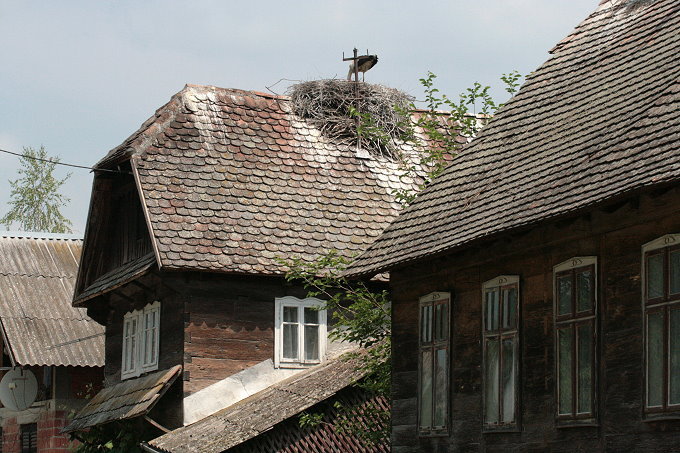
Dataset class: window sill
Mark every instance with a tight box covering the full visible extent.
[276,361,322,369]
[642,413,680,423]
[482,426,521,434]
[555,420,598,429]
[418,430,448,438]
[122,366,159,381]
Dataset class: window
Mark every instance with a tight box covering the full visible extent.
[642,234,680,414]
[274,297,327,368]
[554,257,597,421]
[483,276,519,428]
[122,301,160,379]
[20,423,36,453]
[418,292,450,435]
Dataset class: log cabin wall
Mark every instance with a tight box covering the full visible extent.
[181,273,308,396]
[104,273,183,386]
[390,186,680,452]
[103,272,185,428]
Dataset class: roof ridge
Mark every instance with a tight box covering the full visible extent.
[0,272,76,279]
[183,83,289,100]
[0,232,82,241]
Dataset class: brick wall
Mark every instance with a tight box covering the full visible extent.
[1,409,77,453]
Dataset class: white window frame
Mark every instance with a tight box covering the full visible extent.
[121,301,160,380]
[553,256,597,422]
[274,296,327,368]
[641,234,680,414]
[482,275,520,429]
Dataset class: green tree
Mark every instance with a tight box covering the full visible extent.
[0,146,73,233]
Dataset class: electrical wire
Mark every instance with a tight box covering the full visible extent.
[0,147,128,174]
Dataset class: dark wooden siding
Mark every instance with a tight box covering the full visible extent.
[77,172,153,294]
[103,272,184,429]
[390,186,680,452]
[182,273,308,395]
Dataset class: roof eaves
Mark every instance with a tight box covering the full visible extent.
[131,156,165,270]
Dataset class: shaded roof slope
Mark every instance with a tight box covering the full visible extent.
[92,85,431,276]
[0,234,104,366]
[148,351,371,453]
[347,0,680,277]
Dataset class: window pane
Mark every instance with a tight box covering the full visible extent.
[558,327,573,415]
[421,305,432,343]
[647,254,664,300]
[577,323,593,414]
[501,338,516,423]
[129,318,138,372]
[420,350,433,429]
[129,334,136,372]
[434,348,448,427]
[671,251,680,296]
[304,307,318,324]
[283,324,298,360]
[304,325,319,361]
[647,311,663,407]
[486,289,499,331]
[435,303,448,341]
[557,275,572,316]
[485,339,499,423]
[283,306,298,323]
[577,270,593,312]
[670,308,680,405]
[503,287,517,329]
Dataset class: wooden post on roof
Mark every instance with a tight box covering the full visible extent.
[343,48,364,155]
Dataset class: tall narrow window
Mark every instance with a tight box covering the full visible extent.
[418,292,450,435]
[483,276,519,428]
[554,257,597,422]
[642,234,680,414]
[122,301,160,379]
[274,297,327,368]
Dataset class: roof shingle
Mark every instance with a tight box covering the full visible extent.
[148,351,371,453]
[94,85,434,276]
[347,0,680,277]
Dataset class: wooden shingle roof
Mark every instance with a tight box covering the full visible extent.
[147,352,374,453]
[347,0,680,277]
[94,85,431,276]
[63,365,181,433]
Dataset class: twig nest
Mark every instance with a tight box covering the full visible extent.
[288,80,413,159]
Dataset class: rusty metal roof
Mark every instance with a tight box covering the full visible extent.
[63,365,182,433]
[148,351,371,453]
[0,234,104,367]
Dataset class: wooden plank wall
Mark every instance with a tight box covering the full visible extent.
[182,273,308,396]
[104,272,184,429]
[390,186,680,452]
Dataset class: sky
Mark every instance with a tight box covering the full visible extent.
[0,0,596,234]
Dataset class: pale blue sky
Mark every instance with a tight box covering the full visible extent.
[0,1,596,233]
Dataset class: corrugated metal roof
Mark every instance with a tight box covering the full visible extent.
[63,365,182,433]
[149,351,370,453]
[0,235,104,366]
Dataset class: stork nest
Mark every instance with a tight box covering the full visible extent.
[288,80,414,159]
